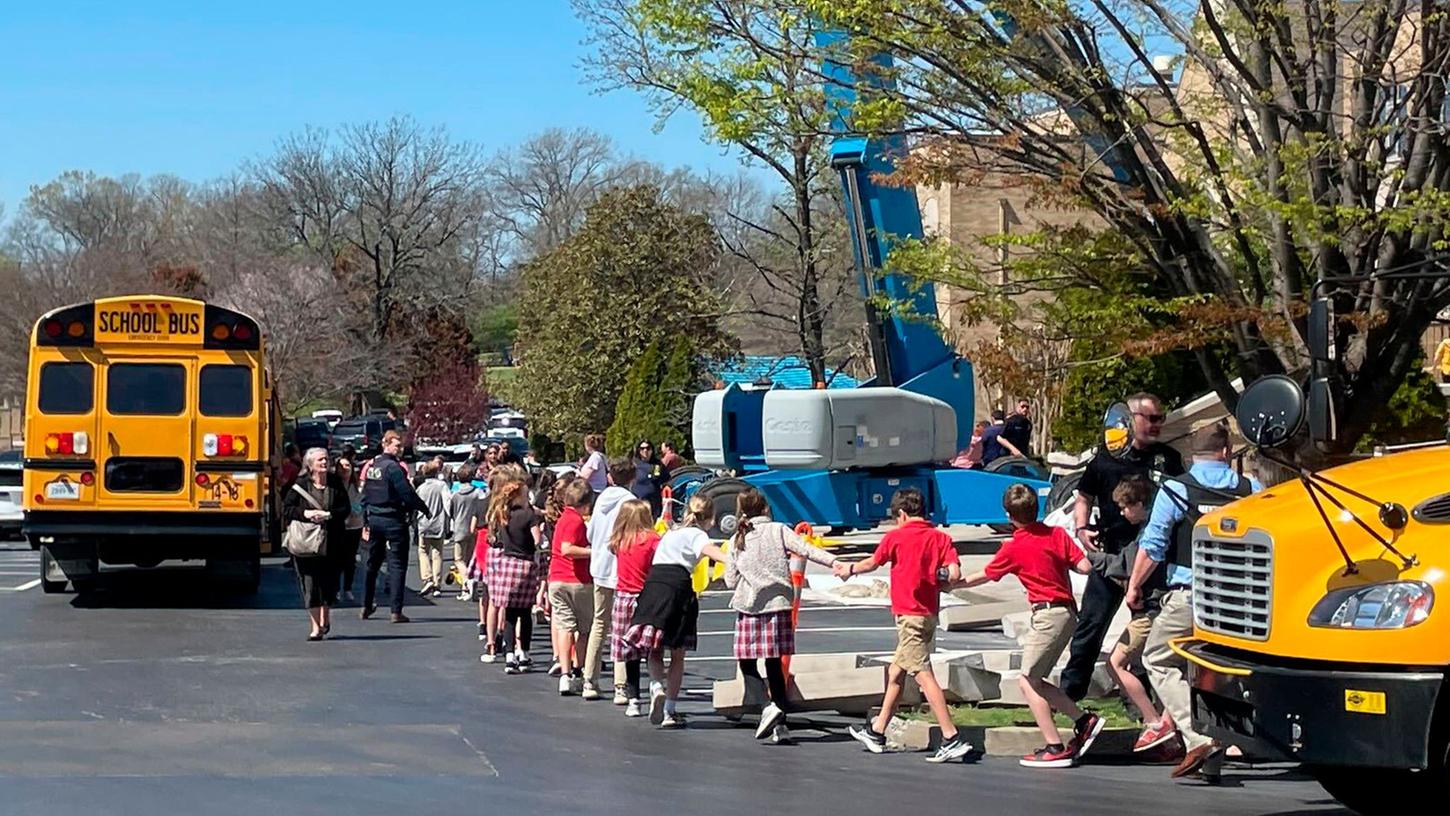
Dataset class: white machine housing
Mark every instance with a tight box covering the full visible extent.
[691,388,731,469]
[762,388,956,469]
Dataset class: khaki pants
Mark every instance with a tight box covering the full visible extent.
[1144,588,1219,767]
[451,538,471,568]
[417,536,445,586]
[584,585,627,689]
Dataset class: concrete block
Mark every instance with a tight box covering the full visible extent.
[858,652,1001,703]
[1001,611,1031,641]
[886,717,942,751]
[939,600,1029,631]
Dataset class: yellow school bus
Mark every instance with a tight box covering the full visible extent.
[22,295,282,593]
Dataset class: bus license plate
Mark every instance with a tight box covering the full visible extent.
[45,480,80,500]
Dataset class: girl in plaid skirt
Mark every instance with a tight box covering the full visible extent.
[476,466,526,664]
[608,500,661,718]
[726,488,839,744]
[486,471,544,675]
[626,495,730,728]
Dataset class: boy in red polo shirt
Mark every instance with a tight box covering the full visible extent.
[957,483,1101,768]
[836,488,972,764]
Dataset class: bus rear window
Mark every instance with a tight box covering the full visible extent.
[200,365,252,417]
[107,364,186,415]
[38,362,94,414]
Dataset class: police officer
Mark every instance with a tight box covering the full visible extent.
[361,430,430,623]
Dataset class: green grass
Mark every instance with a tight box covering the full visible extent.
[485,366,517,386]
[903,697,1137,729]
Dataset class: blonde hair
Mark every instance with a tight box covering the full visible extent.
[680,494,714,529]
[608,499,655,554]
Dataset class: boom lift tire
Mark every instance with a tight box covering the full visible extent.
[696,477,750,540]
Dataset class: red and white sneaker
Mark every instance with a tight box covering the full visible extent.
[1134,721,1178,753]
[1072,713,1106,758]
[1020,745,1076,768]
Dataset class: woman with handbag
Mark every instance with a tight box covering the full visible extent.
[284,447,351,641]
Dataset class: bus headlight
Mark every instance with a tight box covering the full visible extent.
[1308,581,1433,629]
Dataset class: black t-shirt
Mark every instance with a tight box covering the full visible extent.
[1002,414,1032,456]
[496,503,541,559]
[1077,442,1185,552]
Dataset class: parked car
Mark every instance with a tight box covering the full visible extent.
[330,416,403,459]
[310,409,343,428]
[292,418,333,453]
[0,450,22,540]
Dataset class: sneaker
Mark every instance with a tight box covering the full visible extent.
[504,655,520,675]
[649,683,667,726]
[477,624,488,642]
[625,699,644,718]
[480,650,497,664]
[613,687,631,706]
[927,735,974,764]
[1020,744,1075,768]
[754,703,786,740]
[419,580,436,596]
[1073,713,1106,757]
[430,588,443,599]
[547,660,563,677]
[359,604,377,620]
[768,724,794,745]
[559,676,574,695]
[342,590,355,603]
[515,654,532,673]
[569,676,585,696]
[389,612,410,624]
[581,682,601,701]
[659,712,687,729]
[848,723,887,754]
[1133,721,1178,753]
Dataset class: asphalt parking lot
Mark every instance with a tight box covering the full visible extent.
[0,542,1349,816]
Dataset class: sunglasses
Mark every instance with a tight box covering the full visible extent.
[1135,412,1167,424]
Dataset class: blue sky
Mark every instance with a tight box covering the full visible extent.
[0,1,748,214]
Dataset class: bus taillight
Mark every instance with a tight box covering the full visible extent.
[203,433,248,456]
[44,432,89,456]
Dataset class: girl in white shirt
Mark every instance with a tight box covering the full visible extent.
[622,495,729,728]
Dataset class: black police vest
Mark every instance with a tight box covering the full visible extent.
[363,453,403,518]
[1169,473,1254,569]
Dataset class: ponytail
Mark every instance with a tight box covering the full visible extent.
[680,494,714,530]
[731,487,771,552]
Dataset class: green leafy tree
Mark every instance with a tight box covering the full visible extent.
[578,0,857,384]
[809,0,1450,452]
[512,185,736,445]
[608,340,669,455]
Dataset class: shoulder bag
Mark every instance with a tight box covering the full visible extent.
[285,483,329,557]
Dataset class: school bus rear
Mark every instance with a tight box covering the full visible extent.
[22,295,277,593]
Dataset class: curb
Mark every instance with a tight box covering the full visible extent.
[888,716,1141,757]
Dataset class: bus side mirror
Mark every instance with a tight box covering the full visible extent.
[1102,402,1133,457]
[1306,296,1339,445]
[1307,297,1333,362]
[1235,375,1306,450]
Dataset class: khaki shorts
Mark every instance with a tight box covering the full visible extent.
[1021,605,1076,681]
[548,582,594,634]
[892,615,936,674]
[1115,612,1155,665]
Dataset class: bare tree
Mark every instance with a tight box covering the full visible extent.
[252,117,489,388]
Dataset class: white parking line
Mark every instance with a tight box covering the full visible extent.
[697,605,882,615]
[2,578,41,592]
[697,626,898,636]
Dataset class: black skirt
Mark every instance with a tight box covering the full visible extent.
[628,565,698,650]
[294,553,337,609]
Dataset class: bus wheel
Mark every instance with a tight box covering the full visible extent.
[39,546,67,594]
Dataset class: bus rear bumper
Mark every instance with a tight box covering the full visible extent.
[1185,639,1444,769]
[24,510,266,566]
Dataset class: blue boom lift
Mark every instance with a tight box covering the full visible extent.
[688,34,1051,538]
